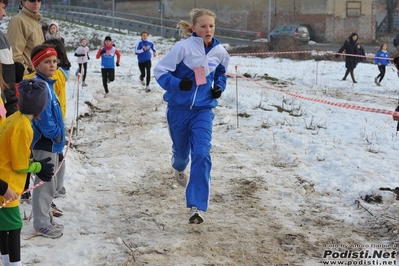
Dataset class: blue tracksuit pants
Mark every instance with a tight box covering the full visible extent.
[166,108,214,212]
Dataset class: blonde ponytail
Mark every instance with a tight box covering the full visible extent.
[176,8,217,38]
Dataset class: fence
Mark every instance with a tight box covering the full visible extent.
[43,5,262,39]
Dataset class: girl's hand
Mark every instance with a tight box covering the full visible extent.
[3,188,18,202]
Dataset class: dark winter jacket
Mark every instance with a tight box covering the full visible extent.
[0,179,7,196]
[0,32,17,116]
[336,33,358,70]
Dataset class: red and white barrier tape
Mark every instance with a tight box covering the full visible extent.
[228,50,395,62]
[229,72,399,117]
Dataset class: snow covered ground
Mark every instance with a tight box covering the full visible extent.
[2,15,399,266]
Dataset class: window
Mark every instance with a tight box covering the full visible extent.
[346,1,361,17]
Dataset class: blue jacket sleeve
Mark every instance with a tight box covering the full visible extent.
[34,90,62,141]
[374,51,381,64]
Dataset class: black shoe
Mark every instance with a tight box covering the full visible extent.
[51,202,63,217]
[20,192,31,203]
[353,81,357,83]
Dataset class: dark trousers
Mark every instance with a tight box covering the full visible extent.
[138,60,152,86]
[24,152,33,192]
[101,68,115,93]
[0,229,21,262]
[377,65,386,82]
[78,62,88,82]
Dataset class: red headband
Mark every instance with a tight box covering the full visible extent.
[32,48,57,69]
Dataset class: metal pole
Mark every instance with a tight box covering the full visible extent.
[112,0,115,31]
[161,6,163,37]
[235,65,239,128]
[159,1,164,37]
[268,0,271,34]
[75,75,80,136]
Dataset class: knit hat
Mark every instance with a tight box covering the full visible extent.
[104,36,112,42]
[49,21,59,31]
[18,79,48,115]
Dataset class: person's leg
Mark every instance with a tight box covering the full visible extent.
[138,62,146,82]
[108,68,115,83]
[78,63,82,74]
[7,229,21,263]
[55,153,65,195]
[0,206,23,264]
[185,109,214,212]
[376,65,383,79]
[379,65,386,82]
[31,150,58,231]
[166,108,191,172]
[145,61,152,86]
[0,230,10,266]
[342,69,349,80]
[101,68,108,93]
[82,62,88,82]
[349,70,356,83]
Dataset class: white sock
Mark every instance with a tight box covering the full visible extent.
[1,254,10,266]
[9,261,22,266]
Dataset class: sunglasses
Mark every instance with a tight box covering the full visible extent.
[27,0,42,2]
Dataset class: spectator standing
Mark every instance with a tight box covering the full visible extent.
[0,0,17,117]
[74,38,90,87]
[29,44,65,238]
[335,32,360,83]
[95,36,121,98]
[0,79,54,266]
[394,34,399,53]
[135,30,156,92]
[0,62,9,129]
[0,76,7,128]
[374,43,390,86]
[24,39,71,211]
[153,8,230,224]
[44,21,64,44]
[7,0,44,74]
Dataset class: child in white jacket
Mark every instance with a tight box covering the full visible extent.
[74,38,90,86]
